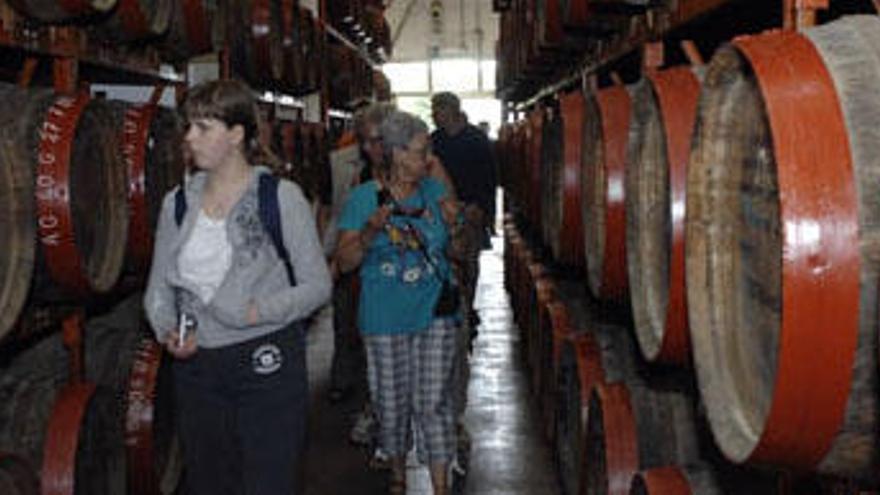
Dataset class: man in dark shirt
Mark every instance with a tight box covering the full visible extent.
[431,92,497,245]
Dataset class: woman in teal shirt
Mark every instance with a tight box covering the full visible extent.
[336,110,461,495]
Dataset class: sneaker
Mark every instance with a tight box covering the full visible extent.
[350,408,376,446]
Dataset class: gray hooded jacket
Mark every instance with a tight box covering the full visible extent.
[144,166,332,348]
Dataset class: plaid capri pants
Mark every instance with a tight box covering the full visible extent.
[363,317,458,465]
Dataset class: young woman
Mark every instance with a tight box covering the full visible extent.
[336,110,463,495]
[144,79,332,495]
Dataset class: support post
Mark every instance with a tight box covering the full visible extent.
[783,0,829,31]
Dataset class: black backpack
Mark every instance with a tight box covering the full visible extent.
[173,174,296,286]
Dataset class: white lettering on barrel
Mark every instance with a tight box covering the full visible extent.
[38,213,61,246]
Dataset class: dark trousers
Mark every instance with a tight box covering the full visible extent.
[330,272,365,392]
[173,325,308,495]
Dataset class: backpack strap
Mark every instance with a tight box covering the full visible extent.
[173,176,296,287]
[174,186,187,226]
[258,174,297,286]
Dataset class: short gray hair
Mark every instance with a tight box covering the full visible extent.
[380,110,428,152]
[378,111,428,174]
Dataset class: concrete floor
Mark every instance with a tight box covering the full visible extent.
[304,236,558,494]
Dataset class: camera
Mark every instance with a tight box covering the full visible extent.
[377,188,395,209]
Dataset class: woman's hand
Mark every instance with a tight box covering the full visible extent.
[362,205,391,245]
[439,197,462,226]
[164,328,198,359]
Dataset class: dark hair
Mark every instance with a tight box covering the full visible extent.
[430,91,461,112]
[181,79,280,168]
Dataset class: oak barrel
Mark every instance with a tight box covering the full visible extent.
[159,0,219,61]
[0,84,128,302]
[0,124,35,342]
[582,379,700,495]
[557,90,586,269]
[111,101,184,276]
[582,86,631,301]
[0,454,39,495]
[227,0,285,88]
[5,0,115,24]
[91,0,173,43]
[686,17,880,479]
[541,103,564,256]
[0,296,178,495]
[624,68,701,365]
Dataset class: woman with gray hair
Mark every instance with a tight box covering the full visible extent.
[335,110,463,494]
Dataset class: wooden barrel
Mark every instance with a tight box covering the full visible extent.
[554,284,637,495]
[284,7,322,95]
[541,103,564,256]
[686,17,880,479]
[557,90,586,269]
[538,300,572,441]
[535,0,564,51]
[91,0,173,43]
[0,454,39,495]
[111,101,184,277]
[5,0,115,23]
[527,267,555,387]
[227,0,285,88]
[2,85,128,301]
[159,0,218,62]
[280,0,306,94]
[555,332,604,495]
[560,0,589,31]
[582,380,700,495]
[527,108,545,233]
[582,86,631,301]
[0,296,178,495]
[83,296,179,495]
[327,44,356,108]
[326,0,362,29]
[0,122,35,343]
[624,68,701,365]
[304,11,325,94]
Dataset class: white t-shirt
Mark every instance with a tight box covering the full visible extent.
[178,209,233,303]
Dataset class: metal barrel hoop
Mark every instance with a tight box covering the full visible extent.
[124,336,164,495]
[646,67,701,365]
[35,91,93,297]
[41,382,96,495]
[734,30,858,468]
[122,103,158,273]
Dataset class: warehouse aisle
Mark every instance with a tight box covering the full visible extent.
[304,235,558,494]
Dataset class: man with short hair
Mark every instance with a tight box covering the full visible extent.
[431,92,497,321]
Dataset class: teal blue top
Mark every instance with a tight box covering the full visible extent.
[338,178,452,334]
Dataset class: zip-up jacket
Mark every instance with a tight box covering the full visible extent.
[144,166,332,348]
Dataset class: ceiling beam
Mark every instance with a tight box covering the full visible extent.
[392,0,421,47]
